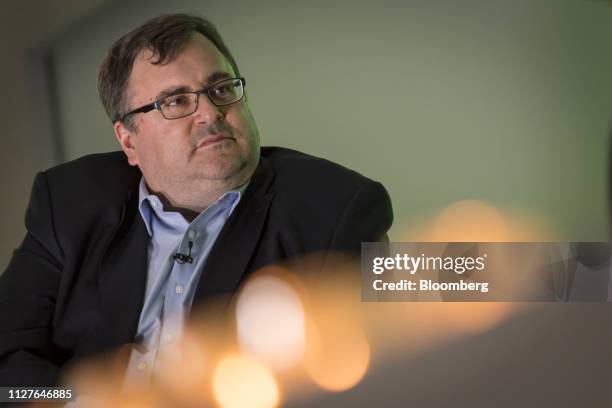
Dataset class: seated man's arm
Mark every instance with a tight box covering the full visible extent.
[0,172,66,386]
[329,180,393,252]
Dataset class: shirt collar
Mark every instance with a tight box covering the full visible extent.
[137,177,248,237]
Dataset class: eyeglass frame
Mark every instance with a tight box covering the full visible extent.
[115,76,246,123]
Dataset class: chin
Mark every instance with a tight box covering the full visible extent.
[198,158,248,181]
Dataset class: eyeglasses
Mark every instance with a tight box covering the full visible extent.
[116,77,246,122]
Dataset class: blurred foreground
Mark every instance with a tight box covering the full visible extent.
[32,200,611,407]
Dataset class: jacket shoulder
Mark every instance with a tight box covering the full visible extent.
[43,151,140,205]
[258,146,393,251]
[260,146,375,190]
[260,146,392,221]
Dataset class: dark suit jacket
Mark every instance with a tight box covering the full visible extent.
[0,146,392,386]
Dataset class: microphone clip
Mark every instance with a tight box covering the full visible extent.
[174,238,194,264]
[173,253,193,264]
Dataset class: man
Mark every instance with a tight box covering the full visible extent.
[0,14,392,386]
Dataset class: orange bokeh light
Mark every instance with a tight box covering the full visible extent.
[213,353,280,408]
[303,318,370,392]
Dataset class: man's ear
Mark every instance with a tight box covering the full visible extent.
[114,121,139,166]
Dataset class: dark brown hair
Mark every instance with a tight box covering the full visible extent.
[98,13,240,129]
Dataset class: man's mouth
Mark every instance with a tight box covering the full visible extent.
[196,135,235,148]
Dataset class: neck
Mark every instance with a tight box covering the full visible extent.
[147,172,250,223]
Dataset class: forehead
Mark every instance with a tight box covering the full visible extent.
[127,33,235,105]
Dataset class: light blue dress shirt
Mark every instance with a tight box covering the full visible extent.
[124,178,244,386]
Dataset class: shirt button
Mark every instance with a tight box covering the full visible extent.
[137,362,147,371]
[175,285,184,294]
[151,201,158,208]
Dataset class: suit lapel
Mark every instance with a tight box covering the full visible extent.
[193,158,275,305]
[95,191,149,352]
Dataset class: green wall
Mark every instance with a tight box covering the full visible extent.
[52,0,612,240]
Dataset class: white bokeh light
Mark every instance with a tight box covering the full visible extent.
[236,275,306,371]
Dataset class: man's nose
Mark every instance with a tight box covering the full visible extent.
[193,93,223,123]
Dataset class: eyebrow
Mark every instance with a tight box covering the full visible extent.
[206,71,233,84]
[153,72,234,101]
[155,86,192,102]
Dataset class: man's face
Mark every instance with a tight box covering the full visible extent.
[115,33,260,194]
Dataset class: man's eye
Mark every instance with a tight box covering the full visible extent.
[165,94,189,107]
[212,85,230,96]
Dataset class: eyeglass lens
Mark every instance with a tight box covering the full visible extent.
[160,78,244,119]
